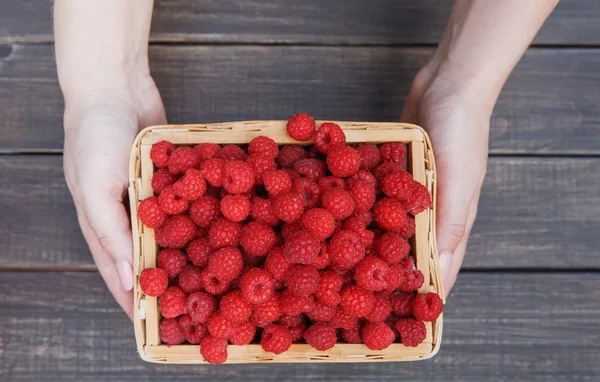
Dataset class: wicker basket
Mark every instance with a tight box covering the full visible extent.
[128,121,442,364]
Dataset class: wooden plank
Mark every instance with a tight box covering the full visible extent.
[0,272,598,381]
[2,45,600,154]
[1,0,600,45]
[1,155,599,270]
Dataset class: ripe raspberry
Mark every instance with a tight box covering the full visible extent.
[278,314,303,328]
[342,217,374,247]
[381,171,413,201]
[251,197,280,226]
[384,264,405,294]
[194,142,221,162]
[158,186,189,215]
[277,145,307,168]
[283,230,321,265]
[289,322,307,343]
[271,192,304,223]
[300,208,335,240]
[248,136,279,158]
[373,198,408,231]
[219,194,250,222]
[263,170,292,198]
[321,188,355,220]
[379,142,407,164]
[265,247,291,281]
[280,289,314,316]
[222,160,254,194]
[151,140,175,168]
[330,230,365,270]
[346,170,378,190]
[168,146,199,175]
[218,144,247,161]
[220,291,252,323]
[186,291,216,324]
[329,307,358,330]
[340,285,375,318]
[158,248,188,278]
[341,324,362,343]
[304,322,337,351]
[186,237,212,267]
[293,178,322,209]
[315,270,343,307]
[314,122,346,154]
[412,292,443,322]
[152,168,178,195]
[199,158,225,187]
[230,321,256,345]
[251,293,281,327]
[307,300,337,321]
[281,221,302,241]
[373,162,404,184]
[404,181,432,215]
[179,314,206,344]
[362,322,395,350]
[396,318,426,347]
[375,232,410,265]
[240,222,277,256]
[261,324,292,354]
[294,158,326,180]
[189,196,220,228]
[200,270,230,295]
[398,215,416,239]
[160,317,186,345]
[247,153,277,185]
[178,264,203,293]
[159,286,188,318]
[207,312,236,338]
[287,113,316,141]
[200,335,228,364]
[155,215,197,248]
[208,218,241,249]
[317,176,346,192]
[313,242,332,270]
[172,168,207,201]
[399,258,424,292]
[285,265,320,296]
[138,196,168,228]
[356,143,381,170]
[365,294,392,323]
[354,257,389,292]
[139,268,169,297]
[241,267,275,304]
[348,181,376,214]
[327,146,361,178]
[207,247,243,282]
[390,292,414,317]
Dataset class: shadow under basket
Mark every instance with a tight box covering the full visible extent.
[128,121,443,364]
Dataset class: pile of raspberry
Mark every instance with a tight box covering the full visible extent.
[137,113,442,364]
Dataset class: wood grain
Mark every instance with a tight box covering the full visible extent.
[0,272,598,381]
[1,155,599,269]
[1,45,600,154]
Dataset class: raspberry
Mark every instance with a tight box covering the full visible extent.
[330,307,358,330]
[155,215,197,248]
[150,140,175,168]
[289,322,307,343]
[362,322,395,350]
[194,142,221,162]
[330,230,365,270]
[314,122,346,154]
[373,162,404,184]
[186,237,212,267]
[399,258,424,292]
[139,268,169,297]
[278,314,303,328]
[207,247,243,282]
[340,285,375,318]
[218,144,247,161]
[404,181,432,215]
[222,160,254,194]
[280,289,314,316]
[158,186,189,215]
[365,294,392,323]
[159,318,186,345]
[384,264,405,294]
[219,194,250,222]
[283,230,321,265]
[379,142,407,164]
[281,221,302,241]
[342,217,374,247]
[207,312,236,338]
[199,158,225,187]
[138,196,168,228]
[186,291,216,324]
[321,188,355,220]
[315,270,343,307]
[220,291,252,323]
[327,146,362,177]
[341,324,362,343]
[240,222,277,256]
[313,242,332,270]
[178,264,203,293]
[346,170,378,190]
[251,197,280,226]
[172,168,207,201]
[200,270,230,295]
[398,215,416,239]
[230,321,256,345]
[375,232,410,265]
[293,177,322,209]
[356,143,381,170]
[317,176,346,192]
[348,181,376,214]
[158,248,188,278]
[412,292,443,321]
[354,257,389,292]
[200,335,228,364]
[286,113,316,141]
[304,322,337,351]
[152,168,178,195]
[300,208,335,240]
[271,192,304,223]
[247,153,276,185]
[265,247,291,281]
[261,324,292,354]
[285,264,320,296]
[373,198,407,231]
[189,196,220,228]
[179,314,206,344]
[248,136,279,158]
[381,171,413,201]
[159,286,188,318]
[294,158,326,180]
[168,146,199,175]
[251,293,281,327]
[396,318,426,347]
[277,145,307,168]
[390,292,414,317]
[241,267,274,304]
[263,170,292,198]
[208,218,241,249]
[307,300,337,321]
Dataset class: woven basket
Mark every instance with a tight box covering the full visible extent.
[128,121,442,364]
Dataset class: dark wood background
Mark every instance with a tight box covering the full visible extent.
[0,1,599,381]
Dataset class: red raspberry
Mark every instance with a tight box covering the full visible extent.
[158,186,189,215]
[218,144,247,161]
[390,292,414,317]
[404,181,432,215]
[313,242,332,270]
[271,192,304,223]
[278,314,303,328]
[399,258,424,292]
[342,217,374,247]
[289,322,307,343]
[178,264,203,293]
[346,170,378,190]
[189,196,220,228]
[151,168,178,195]
[283,230,321,265]
[304,322,337,351]
[321,188,355,220]
[354,257,389,292]
[240,222,277,256]
[139,268,169,297]
[315,270,343,307]
[314,122,346,154]
[330,230,365,270]
[150,140,175,169]
[263,170,292,198]
[208,218,241,249]
[155,215,197,248]
[158,248,188,278]
[381,171,413,201]
[159,318,186,345]
[173,168,207,201]
[186,237,212,267]
[247,153,277,185]
[341,324,362,343]
[251,293,281,327]
[396,318,426,347]
[362,322,395,350]
[199,158,225,187]
[300,208,335,240]
[186,291,216,324]
[398,215,416,239]
[286,113,316,141]
[365,294,392,323]
[317,176,346,192]
[207,312,236,338]
[375,232,410,265]
[373,162,404,184]
[200,335,228,364]
[348,181,376,214]
[222,160,254,194]
[280,289,314,316]
[265,247,291,281]
[294,158,326,180]
[412,292,443,321]
[281,221,302,241]
[285,264,320,296]
[179,314,206,344]
[194,142,221,162]
[356,143,381,170]
[200,270,230,295]
[277,145,307,168]
[207,247,243,282]
[327,146,362,177]
[168,146,199,175]
[241,267,275,304]
[251,197,280,226]
[261,324,292,354]
[379,142,407,164]
[384,264,405,294]
[220,291,252,323]
[340,285,375,318]
[307,300,337,321]
[219,194,250,222]
[330,307,358,330]
[138,196,168,228]
[293,177,322,209]
[249,136,279,159]
[373,198,407,231]
[159,286,188,318]
[230,321,256,345]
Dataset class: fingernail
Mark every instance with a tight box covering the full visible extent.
[439,251,453,282]
[116,259,133,291]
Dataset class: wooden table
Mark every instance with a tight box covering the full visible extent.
[1,1,599,381]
